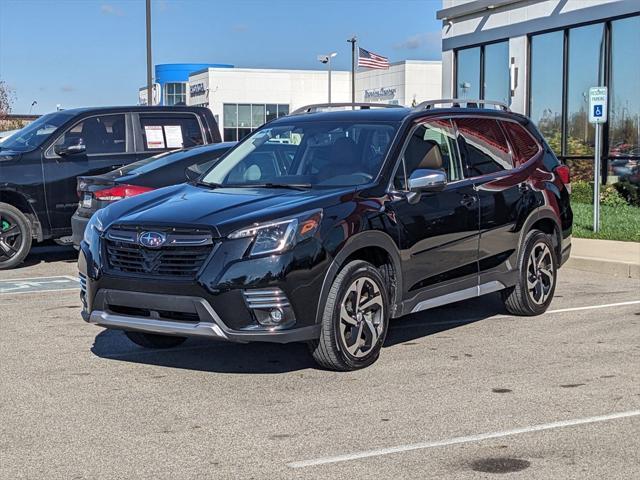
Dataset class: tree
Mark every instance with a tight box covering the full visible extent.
[0,80,15,119]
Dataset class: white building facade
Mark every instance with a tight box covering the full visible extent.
[186,62,442,141]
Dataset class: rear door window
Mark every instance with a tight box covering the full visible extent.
[139,114,204,151]
[455,118,513,177]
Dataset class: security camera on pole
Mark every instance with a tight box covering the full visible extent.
[588,86,608,233]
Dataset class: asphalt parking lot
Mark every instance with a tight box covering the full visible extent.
[1,244,639,479]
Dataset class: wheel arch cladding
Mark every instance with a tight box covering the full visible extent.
[528,212,562,264]
[315,231,403,324]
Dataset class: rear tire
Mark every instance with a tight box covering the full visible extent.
[502,229,557,316]
[0,202,32,270]
[124,331,187,349]
[308,260,389,371]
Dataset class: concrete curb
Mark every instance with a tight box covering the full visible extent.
[566,256,640,279]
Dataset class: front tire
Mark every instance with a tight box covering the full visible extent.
[502,229,557,316]
[0,202,32,270]
[309,260,390,371]
[124,331,187,349]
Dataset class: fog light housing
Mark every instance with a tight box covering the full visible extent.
[243,288,296,329]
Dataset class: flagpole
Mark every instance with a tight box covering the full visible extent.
[348,36,357,104]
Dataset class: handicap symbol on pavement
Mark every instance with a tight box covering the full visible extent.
[0,276,79,294]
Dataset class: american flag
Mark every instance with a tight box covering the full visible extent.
[358,47,390,70]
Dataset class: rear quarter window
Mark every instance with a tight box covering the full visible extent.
[139,115,204,151]
[502,121,541,166]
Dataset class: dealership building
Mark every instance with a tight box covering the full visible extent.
[439,0,640,182]
[140,61,442,141]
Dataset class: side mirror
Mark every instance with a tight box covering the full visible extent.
[408,169,447,192]
[54,138,86,157]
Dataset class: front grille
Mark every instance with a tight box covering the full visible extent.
[104,227,214,278]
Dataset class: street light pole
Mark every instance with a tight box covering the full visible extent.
[347,37,357,104]
[146,0,153,105]
[317,52,337,103]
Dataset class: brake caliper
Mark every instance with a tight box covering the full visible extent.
[1,220,10,231]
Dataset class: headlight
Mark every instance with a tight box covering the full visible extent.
[83,209,106,245]
[228,209,322,256]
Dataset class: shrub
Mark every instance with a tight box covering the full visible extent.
[600,184,628,207]
[613,181,640,207]
[571,180,593,204]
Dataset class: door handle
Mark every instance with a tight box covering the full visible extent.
[460,194,477,207]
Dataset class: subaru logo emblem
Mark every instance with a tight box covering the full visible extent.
[138,231,166,248]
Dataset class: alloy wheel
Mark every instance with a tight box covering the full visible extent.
[0,213,23,262]
[526,242,554,305]
[338,276,385,358]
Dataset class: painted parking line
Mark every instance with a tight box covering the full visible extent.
[0,276,79,295]
[287,410,640,468]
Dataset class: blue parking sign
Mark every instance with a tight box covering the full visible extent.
[594,105,603,117]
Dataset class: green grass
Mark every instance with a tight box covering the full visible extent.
[572,202,640,242]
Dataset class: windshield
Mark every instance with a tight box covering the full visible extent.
[201,120,398,187]
[0,112,72,152]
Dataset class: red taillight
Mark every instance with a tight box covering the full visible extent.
[555,165,570,185]
[93,184,155,201]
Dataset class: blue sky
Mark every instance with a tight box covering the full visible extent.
[0,0,442,114]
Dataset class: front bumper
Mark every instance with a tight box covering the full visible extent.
[79,235,328,344]
[71,212,90,248]
[83,289,320,343]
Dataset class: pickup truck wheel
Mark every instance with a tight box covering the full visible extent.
[0,202,32,270]
[124,331,187,349]
[308,260,389,371]
[502,229,557,316]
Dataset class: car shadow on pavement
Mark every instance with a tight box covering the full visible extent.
[18,242,78,269]
[90,293,509,374]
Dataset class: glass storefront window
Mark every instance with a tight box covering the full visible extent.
[223,103,290,141]
[566,23,605,156]
[609,16,640,159]
[238,104,251,129]
[223,104,238,128]
[456,47,480,99]
[483,41,510,105]
[251,104,266,128]
[266,104,278,122]
[529,31,564,155]
[277,105,289,118]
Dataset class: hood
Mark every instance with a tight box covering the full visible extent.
[0,150,23,161]
[101,182,354,237]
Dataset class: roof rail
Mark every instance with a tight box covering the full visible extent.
[413,99,511,112]
[290,102,405,115]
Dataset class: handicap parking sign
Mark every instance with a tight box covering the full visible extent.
[588,87,607,124]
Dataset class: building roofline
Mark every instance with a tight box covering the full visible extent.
[437,0,532,21]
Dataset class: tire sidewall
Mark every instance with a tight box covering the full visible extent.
[0,203,32,270]
[519,231,557,314]
[330,261,390,369]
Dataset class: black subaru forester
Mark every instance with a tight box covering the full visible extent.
[79,101,572,371]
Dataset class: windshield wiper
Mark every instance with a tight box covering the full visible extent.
[194,180,223,189]
[245,182,312,191]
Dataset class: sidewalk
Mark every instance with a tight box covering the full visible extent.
[566,237,640,279]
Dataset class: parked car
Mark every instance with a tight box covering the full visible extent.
[71,142,236,247]
[79,101,572,371]
[0,106,221,269]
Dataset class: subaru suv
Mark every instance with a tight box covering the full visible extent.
[79,101,572,371]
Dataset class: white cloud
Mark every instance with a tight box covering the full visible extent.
[100,4,124,17]
[394,32,440,50]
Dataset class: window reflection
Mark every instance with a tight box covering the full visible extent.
[530,31,564,156]
[483,41,510,105]
[456,47,480,99]
[609,16,640,159]
[566,23,605,156]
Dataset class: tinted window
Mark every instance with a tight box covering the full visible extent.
[566,23,605,156]
[2,112,72,152]
[456,118,512,176]
[483,41,510,105]
[139,115,203,150]
[456,47,480,99]
[529,31,563,155]
[54,114,126,155]
[502,121,540,165]
[394,119,461,190]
